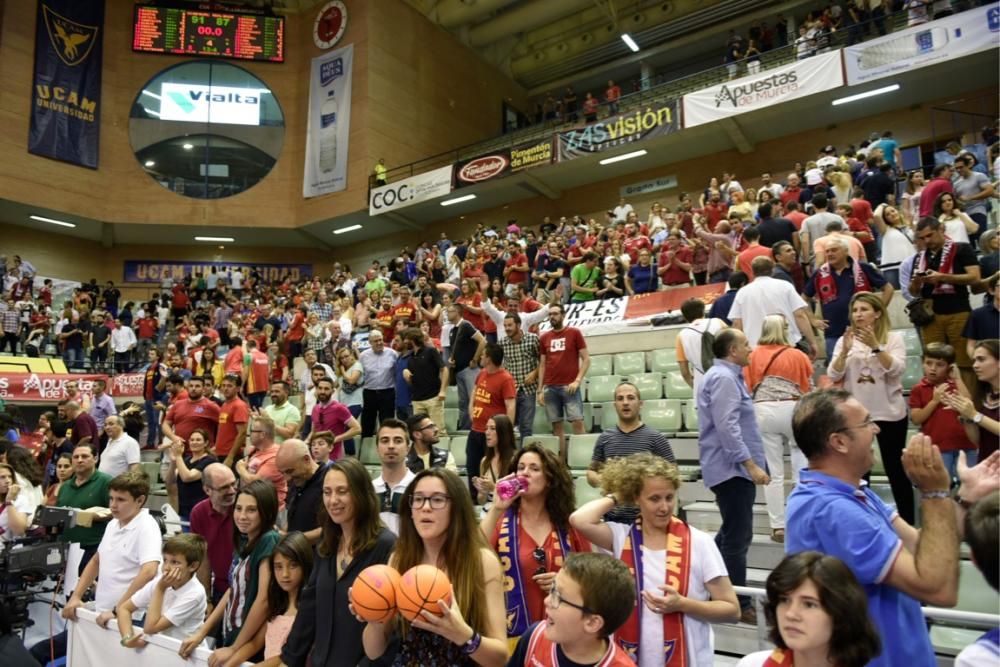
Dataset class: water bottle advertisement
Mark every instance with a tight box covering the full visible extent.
[303,43,353,197]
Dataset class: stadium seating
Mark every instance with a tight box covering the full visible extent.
[586,375,621,402]
[573,475,602,507]
[628,372,664,400]
[448,435,468,470]
[682,401,698,432]
[613,351,646,376]
[641,399,682,432]
[568,433,600,473]
[663,370,693,399]
[586,354,614,377]
[532,408,553,435]
[527,434,561,456]
[443,408,460,433]
[649,348,678,374]
[901,356,923,391]
[445,385,459,408]
[901,329,922,356]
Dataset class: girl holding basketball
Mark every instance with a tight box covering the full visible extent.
[361,468,508,667]
[282,458,396,667]
[478,442,591,644]
[181,480,281,667]
[224,531,314,665]
[570,453,740,666]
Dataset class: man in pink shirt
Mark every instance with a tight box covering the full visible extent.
[919,163,955,218]
[235,415,287,510]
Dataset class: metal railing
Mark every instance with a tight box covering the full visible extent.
[372,7,928,188]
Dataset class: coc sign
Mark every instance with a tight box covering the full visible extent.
[369,165,453,215]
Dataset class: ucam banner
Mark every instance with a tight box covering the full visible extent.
[369,165,454,215]
[557,101,680,161]
[844,5,999,85]
[683,50,843,128]
[304,43,354,198]
[29,0,105,169]
[537,284,725,337]
[123,260,313,284]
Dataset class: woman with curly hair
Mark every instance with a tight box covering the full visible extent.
[736,551,880,667]
[478,442,591,645]
[571,453,739,666]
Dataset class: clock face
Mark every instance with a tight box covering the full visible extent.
[314,1,348,49]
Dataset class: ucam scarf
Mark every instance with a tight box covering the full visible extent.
[815,258,871,305]
[617,516,692,665]
[916,236,958,294]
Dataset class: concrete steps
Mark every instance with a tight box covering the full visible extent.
[686,501,772,534]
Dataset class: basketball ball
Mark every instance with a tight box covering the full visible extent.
[396,564,454,622]
[350,564,402,623]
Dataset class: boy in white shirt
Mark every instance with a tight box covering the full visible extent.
[116,533,208,647]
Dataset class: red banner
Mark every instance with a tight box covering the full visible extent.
[0,372,145,402]
[622,284,725,319]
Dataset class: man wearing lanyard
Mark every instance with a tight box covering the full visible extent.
[371,418,415,535]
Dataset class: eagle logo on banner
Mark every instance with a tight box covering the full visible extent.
[43,5,99,66]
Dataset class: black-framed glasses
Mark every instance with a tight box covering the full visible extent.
[408,494,451,510]
[546,586,593,614]
[834,417,876,434]
[417,422,438,432]
[532,547,547,575]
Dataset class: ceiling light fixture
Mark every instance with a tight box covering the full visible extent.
[144,160,155,167]
[30,215,76,228]
[440,194,476,206]
[333,224,362,235]
[599,149,647,165]
[831,84,900,106]
[182,142,194,150]
[194,236,234,242]
[620,33,640,52]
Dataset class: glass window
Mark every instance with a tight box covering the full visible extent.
[129,60,284,199]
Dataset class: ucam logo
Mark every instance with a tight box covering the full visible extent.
[159,83,262,126]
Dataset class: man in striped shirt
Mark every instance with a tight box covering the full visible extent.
[586,381,675,523]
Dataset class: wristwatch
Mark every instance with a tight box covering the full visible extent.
[973,413,984,424]
[871,347,881,354]
[461,631,482,655]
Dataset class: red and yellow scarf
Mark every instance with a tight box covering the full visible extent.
[617,516,692,665]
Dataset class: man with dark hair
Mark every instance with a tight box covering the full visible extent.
[570,251,601,302]
[910,216,981,390]
[445,303,486,432]
[372,418,415,535]
[310,376,360,461]
[498,311,542,445]
[402,328,448,437]
[860,162,895,207]
[696,327,768,624]
[263,379,302,444]
[216,374,250,467]
[786,389,998,667]
[962,274,999,360]
[676,298,726,393]
[735,226,772,279]
[731,257,819,357]
[707,271,748,325]
[918,163,954,218]
[771,241,804,291]
[538,303,590,460]
[953,154,995,239]
[405,413,456,473]
[958,491,1000,665]
[755,201,799,249]
[800,193,843,256]
[468,342,516,498]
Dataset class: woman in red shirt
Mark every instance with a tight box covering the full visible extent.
[456,278,486,332]
[479,443,590,646]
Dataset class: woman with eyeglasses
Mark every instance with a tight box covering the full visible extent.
[478,442,590,648]
[570,453,739,666]
[282,458,395,667]
[827,292,911,524]
[361,468,507,666]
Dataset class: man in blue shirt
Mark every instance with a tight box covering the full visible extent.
[696,328,769,624]
[787,389,967,667]
[706,271,748,325]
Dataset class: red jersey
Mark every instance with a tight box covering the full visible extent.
[269,354,289,382]
[171,285,190,309]
[223,347,243,374]
[166,397,221,443]
[471,368,516,432]
[137,317,158,339]
[658,246,693,284]
[375,308,395,341]
[539,327,587,386]
[245,348,270,394]
[392,301,418,326]
[506,252,529,284]
[39,286,52,307]
[623,235,652,265]
[215,397,250,457]
[737,245,774,280]
[786,210,808,230]
[701,203,729,229]
[780,187,804,207]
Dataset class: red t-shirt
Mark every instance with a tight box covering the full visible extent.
[286,312,305,342]
[392,301,418,326]
[658,246,693,284]
[471,368,516,432]
[919,178,954,218]
[849,198,874,225]
[507,252,529,284]
[606,85,621,102]
[166,397,221,443]
[137,317,158,339]
[623,235,652,265]
[786,210,808,230]
[189,499,234,594]
[269,355,289,382]
[223,347,243,374]
[701,203,729,230]
[249,446,287,509]
[539,327,587,386]
[171,285,190,309]
[215,397,249,457]
[845,216,874,244]
[375,308,395,342]
[738,245,774,280]
[246,349,270,395]
[909,379,976,453]
[489,520,591,627]
[780,187,803,207]
[457,294,486,332]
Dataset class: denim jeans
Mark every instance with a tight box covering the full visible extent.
[456,366,479,431]
[941,450,977,487]
[63,347,84,370]
[144,398,161,447]
[711,476,756,611]
[515,391,535,446]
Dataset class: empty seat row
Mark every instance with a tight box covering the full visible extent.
[586,372,693,401]
[586,350,681,379]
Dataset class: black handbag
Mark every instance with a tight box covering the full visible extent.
[905,298,935,326]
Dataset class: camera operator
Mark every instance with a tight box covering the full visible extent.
[30,471,162,664]
[0,463,32,542]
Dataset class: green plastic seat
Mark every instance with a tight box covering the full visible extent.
[574,476,602,507]
[359,437,380,467]
[663,370,693,399]
[642,399,682,432]
[900,329,922,356]
[449,436,468,470]
[568,434,600,473]
[901,356,923,391]
[586,375,621,403]
[525,435,561,457]
[532,408,554,435]
[614,352,646,376]
[650,348,678,374]
[443,408,460,433]
[444,385,460,408]
[628,372,664,400]
[599,402,618,431]
[682,401,699,431]
[586,355,614,378]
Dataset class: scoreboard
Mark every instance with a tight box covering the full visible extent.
[133,5,284,62]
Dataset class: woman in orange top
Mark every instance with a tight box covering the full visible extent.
[743,315,813,544]
[456,278,486,332]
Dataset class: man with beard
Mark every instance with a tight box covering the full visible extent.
[310,376,360,462]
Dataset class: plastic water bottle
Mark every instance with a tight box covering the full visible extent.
[319,90,338,173]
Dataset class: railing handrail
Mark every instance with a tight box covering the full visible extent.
[371,6,961,186]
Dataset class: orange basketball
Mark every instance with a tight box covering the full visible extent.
[350,564,402,623]
[396,564,453,622]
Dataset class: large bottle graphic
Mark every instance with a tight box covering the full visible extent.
[319,90,338,173]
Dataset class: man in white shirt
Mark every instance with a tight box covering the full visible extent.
[98,415,141,477]
[371,418,416,535]
[729,256,819,358]
[110,318,138,373]
[676,298,727,397]
[612,198,634,222]
[759,172,784,200]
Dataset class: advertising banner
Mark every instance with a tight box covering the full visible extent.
[69,608,218,667]
[303,43,353,197]
[368,164,453,215]
[0,372,145,402]
[510,138,553,171]
[455,151,511,187]
[159,83,262,126]
[123,261,313,284]
[844,5,999,85]
[620,174,678,198]
[28,0,105,169]
[557,101,680,161]
[683,50,843,128]
[537,284,725,337]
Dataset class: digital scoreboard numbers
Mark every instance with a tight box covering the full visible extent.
[133,6,284,63]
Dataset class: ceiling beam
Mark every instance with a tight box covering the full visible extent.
[720,117,754,154]
[384,212,422,230]
[519,172,561,199]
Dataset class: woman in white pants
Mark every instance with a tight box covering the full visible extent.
[743,315,814,543]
